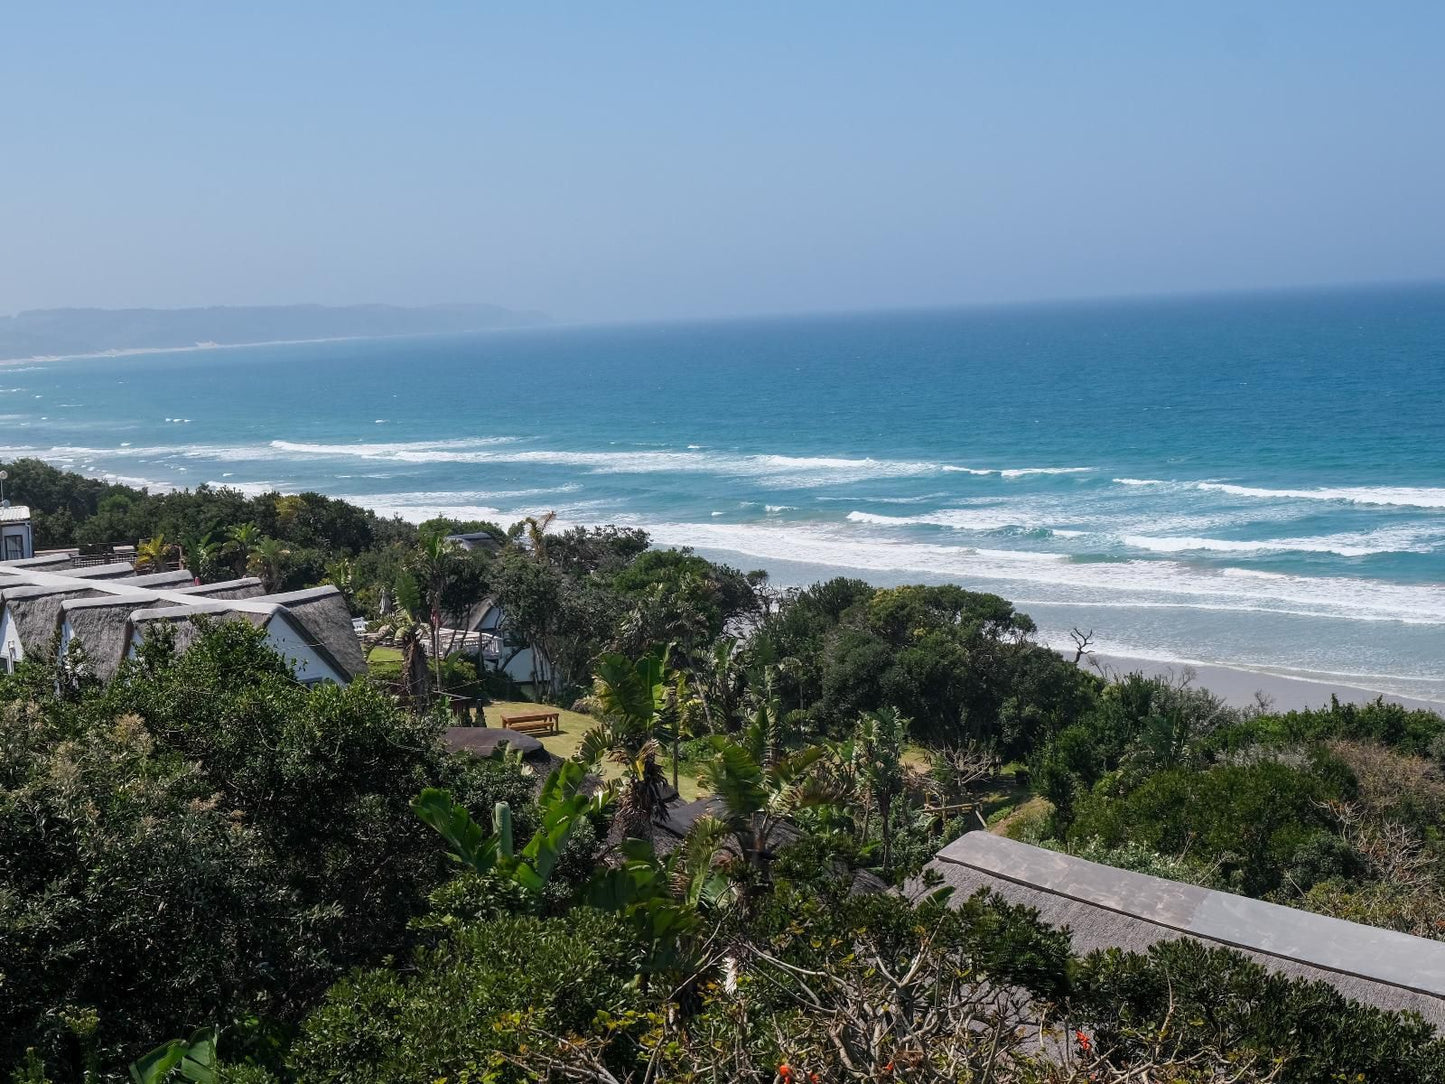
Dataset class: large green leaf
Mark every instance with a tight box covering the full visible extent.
[129,1029,218,1084]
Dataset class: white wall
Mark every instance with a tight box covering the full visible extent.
[264,619,348,685]
[126,617,348,686]
[0,608,22,672]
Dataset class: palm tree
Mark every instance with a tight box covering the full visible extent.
[179,532,221,582]
[693,690,835,892]
[689,634,747,733]
[523,511,556,565]
[225,522,262,576]
[852,706,909,873]
[578,651,675,839]
[407,532,460,693]
[323,557,356,608]
[246,536,290,592]
[134,533,175,573]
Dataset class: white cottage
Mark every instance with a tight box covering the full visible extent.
[0,505,34,563]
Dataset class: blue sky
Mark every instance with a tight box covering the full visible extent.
[3,3,1443,321]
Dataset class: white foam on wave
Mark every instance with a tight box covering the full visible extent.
[1112,476,1445,510]
[848,508,1045,532]
[628,518,1445,625]
[19,438,1098,489]
[1121,526,1435,558]
[1197,482,1445,510]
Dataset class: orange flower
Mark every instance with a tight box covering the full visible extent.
[779,1065,794,1082]
[1075,1029,1092,1053]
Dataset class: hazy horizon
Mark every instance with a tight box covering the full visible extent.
[5,4,1444,323]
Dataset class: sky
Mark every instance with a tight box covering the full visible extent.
[3,3,1444,323]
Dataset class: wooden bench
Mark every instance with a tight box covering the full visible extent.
[501,710,560,736]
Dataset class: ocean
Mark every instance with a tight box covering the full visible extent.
[3,285,1444,702]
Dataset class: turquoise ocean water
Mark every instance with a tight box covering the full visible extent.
[2,286,1443,701]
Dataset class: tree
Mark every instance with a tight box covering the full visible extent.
[406,532,463,693]
[179,531,223,582]
[0,620,532,1077]
[246,535,290,592]
[852,706,909,873]
[134,532,175,573]
[693,696,835,892]
[580,651,675,839]
[224,522,262,576]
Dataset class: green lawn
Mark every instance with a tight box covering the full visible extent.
[480,700,710,801]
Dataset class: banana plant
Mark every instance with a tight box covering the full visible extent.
[413,759,608,893]
[582,836,728,973]
[128,1028,217,1084]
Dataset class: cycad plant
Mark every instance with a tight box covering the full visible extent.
[692,678,836,892]
[579,651,675,838]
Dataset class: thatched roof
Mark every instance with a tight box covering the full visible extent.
[130,603,271,656]
[174,577,265,600]
[443,725,547,761]
[128,570,195,588]
[62,562,146,580]
[260,587,367,679]
[917,832,1445,1028]
[131,590,360,685]
[60,595,166,681]
[0,553,72,571]
[1,583,104,654]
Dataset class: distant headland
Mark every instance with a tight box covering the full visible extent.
[0,302,549,362]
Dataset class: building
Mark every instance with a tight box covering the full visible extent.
[0,558,365,685]
[0,504,34,562]
[444,529,504,554]
[455,597,553,691]
[917,831,1445,1027]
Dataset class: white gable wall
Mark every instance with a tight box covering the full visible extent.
[0,608,22,672]
[126,617,347,686]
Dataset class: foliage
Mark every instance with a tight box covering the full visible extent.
[1066,758,1351,896]
[1074,937,1445,1084]
[285,909,643,1084]
[0,623,529,1079]
[413,760,607,895]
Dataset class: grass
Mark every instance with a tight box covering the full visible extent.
[481,700,710,801]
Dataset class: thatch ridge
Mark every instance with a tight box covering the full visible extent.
[63,562,146,580]
[173,577,265,600]
[60,596,165,681]
[131,604,272,656]
[264,586,366,679]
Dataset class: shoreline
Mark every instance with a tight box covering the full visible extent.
[0,458,1439,715]
[1080,652,1445,713]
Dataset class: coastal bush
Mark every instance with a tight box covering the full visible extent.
[0,622,529,1079]
[1074,938,1445,1084]
[285,909,642,1084]
[1066,758,1351,896]
[1206,696,1445,759]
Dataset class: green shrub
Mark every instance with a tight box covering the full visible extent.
[1074,938,1445,1084]
[0,622,531,1079]
[286,909,642,1084]
[1067,758,1350,896]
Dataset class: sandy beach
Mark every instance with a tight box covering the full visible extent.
[1083,652,1445,713]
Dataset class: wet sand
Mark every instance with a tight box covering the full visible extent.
[1084,652,1445,714]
